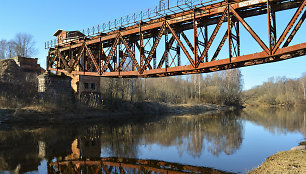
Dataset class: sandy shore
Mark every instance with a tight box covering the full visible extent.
[249,143,306,174]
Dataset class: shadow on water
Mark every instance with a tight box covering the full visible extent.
[0,108,305,173]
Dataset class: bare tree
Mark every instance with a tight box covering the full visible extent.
[300,73,306,100]
[12,33,37,57]
[0,33,37,59]
[7,40,17,58]
[0,40,18,59]
[0,40,7,59]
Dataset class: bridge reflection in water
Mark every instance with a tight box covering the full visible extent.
[45,112,241,173]
[47,112,240,174]
[48,157,232,174]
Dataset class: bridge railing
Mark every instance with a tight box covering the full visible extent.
[45,0,222,49]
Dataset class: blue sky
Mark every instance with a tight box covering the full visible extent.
[0,0,305,90]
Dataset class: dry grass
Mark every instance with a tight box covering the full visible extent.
[21,105,57,113]
[249,150,306,174]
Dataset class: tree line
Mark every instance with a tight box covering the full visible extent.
[244,73,306,107]
[0,33,36,59]
[99,69,243,106]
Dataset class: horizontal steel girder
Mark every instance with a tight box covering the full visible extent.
[49,42,306,77]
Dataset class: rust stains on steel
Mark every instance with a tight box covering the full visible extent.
[46,0,306,78]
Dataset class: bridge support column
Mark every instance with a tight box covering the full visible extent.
[37,72,74,102]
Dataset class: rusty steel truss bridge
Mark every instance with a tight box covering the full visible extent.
[46,0,306,78]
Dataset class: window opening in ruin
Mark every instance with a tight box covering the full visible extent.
[84,83,89,89]
[91,83,96,90]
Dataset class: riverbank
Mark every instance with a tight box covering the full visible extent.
[244,103,306,109]
[0,102,236,124]
[249,142,306,174]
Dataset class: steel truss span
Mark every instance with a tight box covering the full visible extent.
[47,0,306,78]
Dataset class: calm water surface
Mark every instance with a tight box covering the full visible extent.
[0,108,305,173]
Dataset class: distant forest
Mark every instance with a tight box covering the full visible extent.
[244,73,306,107]
[99,69,306,108]
[99,69,243,106]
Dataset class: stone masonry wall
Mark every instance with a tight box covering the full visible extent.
[38,73,73,101]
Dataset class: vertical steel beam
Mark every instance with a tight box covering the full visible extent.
[68,45,72,67]
[177,33,181,66]
[84,48,86,73]
[132,43,135,71]
[119,42,123,71]
[47,51,50,70]
[236,19,240,56]
[227,3,232,62]
[139,23,143,68]
[99,41,103,75]
[267,0,277,55]
[153,30,157,69]
[114,42,118,71]
[204,25,208,61]
[193,8,198,65]
[231,18,240,57]
[165,27,169,68]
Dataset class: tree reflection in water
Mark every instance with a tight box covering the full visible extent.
[97,111,243,158]
[0,108,305,173]
[242,107,306,137]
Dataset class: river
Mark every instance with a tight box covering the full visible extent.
[0,107,305,173]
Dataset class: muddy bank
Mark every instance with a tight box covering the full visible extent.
[0,102,236,124]
[249,143,306,174]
